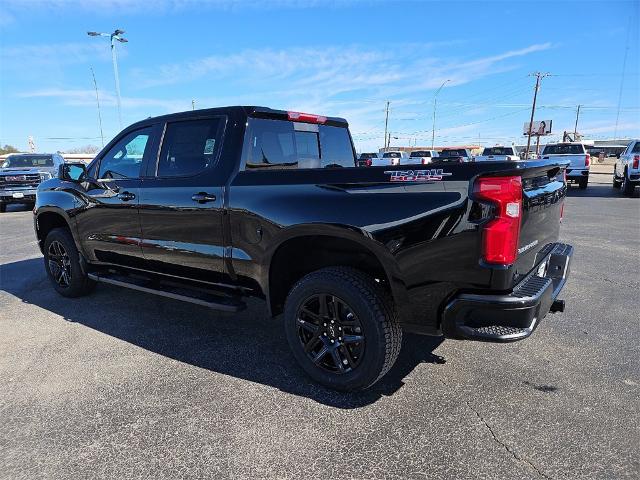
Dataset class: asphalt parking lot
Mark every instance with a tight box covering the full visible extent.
[1,171,638,480]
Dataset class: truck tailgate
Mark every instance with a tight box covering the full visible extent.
[513,164,567,282]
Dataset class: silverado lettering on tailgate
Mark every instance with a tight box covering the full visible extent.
[384,169,452,182]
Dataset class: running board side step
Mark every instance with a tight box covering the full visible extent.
[88,272,246,312]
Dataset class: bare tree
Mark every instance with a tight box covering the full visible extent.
[64,145,100,154]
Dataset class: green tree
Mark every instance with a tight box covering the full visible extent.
[0,144,19,155]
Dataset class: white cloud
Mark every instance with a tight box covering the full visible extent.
[1,42,114,70]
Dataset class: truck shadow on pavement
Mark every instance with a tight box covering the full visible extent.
[566,182,639,198]
[1,257,445,409]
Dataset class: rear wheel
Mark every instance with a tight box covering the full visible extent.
[0,203,6,213]
[43,227,95,297]
[622,170,635,196]
[284,267,402,391]
[578,177,588,189]
[612,167,622,188]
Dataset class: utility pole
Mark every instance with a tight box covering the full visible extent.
[573,104,581,137]
[431,79,450,149]
[383,101,390,150]
[90,67,105,147]
[525,72,549,159]
[192,99,196,111]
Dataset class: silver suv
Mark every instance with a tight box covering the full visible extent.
[0,153,65,212]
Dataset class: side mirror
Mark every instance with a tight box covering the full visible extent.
[59,163,87,182]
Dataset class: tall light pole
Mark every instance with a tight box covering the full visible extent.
[87,29,128,128]
[431,79,450,149]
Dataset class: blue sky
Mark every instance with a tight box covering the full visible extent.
[1,0,638,153]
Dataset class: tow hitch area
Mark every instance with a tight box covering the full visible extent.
[442,243,573,343]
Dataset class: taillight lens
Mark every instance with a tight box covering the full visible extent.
[585,154,590,167]
[474,176,522,265]
[365,158,372,167]
[633,155,639,169]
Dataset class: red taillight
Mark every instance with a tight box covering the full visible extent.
[474,176,522,265]
[633,155,639,169]
[365,158,372,167]
[585,154,590,167]
[287,111,327,124]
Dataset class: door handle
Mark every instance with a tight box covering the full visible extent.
[117,191,136,201]
[191,192,217,203]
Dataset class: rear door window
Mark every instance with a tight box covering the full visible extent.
[242,118,355,170]
[157,118,224,177]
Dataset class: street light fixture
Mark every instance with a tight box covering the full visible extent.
[431,79,451,149]
[87,29,128,128]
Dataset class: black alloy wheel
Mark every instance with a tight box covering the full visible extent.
[296,294,365,374]
[43,227,95,297]
[47,240,72,288]
[284,267,402,391]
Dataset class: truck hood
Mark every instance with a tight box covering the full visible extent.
[0,167,52,175]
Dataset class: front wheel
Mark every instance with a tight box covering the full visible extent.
[284,267,402,391]
[43,227,95,297]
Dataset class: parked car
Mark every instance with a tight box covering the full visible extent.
[408,150,439,165]
[371,150,409,166]
[34,106,573,391]
[475,146,520,162]
[0,153,64,212]
[438,148,473,162]
[357,152,379,167]
[613,139,640,196]
[540,142,590,189]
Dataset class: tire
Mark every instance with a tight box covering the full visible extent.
[578,177,588,190]
[0,203,6,213]
[284,266,402,391]
[622,171,635,197]
[612,167,622,189]
[43,227,95,297]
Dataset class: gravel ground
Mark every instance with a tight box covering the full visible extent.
[0,172,638,480]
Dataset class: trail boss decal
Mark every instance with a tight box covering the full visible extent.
[384,169,452,182]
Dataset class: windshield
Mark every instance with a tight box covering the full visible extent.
[440,149,466,157]
[2,155,54,168]
[410,151,432,157]
[542,144,585,155]
[482,147,515,156]
[383,152,401,158]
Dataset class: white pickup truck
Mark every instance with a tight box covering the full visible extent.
[613,139,640,196]
[475,146,520,162]
[408,150,439,164]
[540,142,590,189]
[371,150,409,166]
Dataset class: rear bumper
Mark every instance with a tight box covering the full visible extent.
[442,243,573,342]
[566,169,588,179]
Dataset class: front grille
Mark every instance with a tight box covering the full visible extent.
[0,174,40,188]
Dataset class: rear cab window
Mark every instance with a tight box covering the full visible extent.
[410,151,432,158]
[241,118,355,170]
[441,149,467,157]
[482,147,515,156]
[542,144,585,155]
[383,152,402,158]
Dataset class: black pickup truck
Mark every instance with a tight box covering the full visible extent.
[34,106,573,391]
